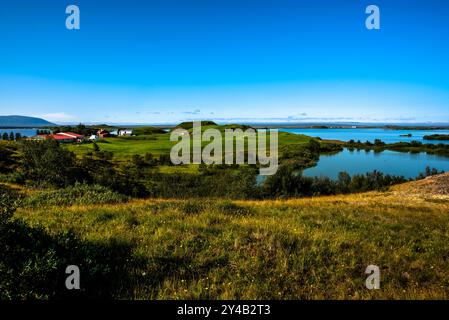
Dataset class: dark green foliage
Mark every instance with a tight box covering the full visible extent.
[91,142,113,161]
[417,166,444,179]
[131,154,147,168]
[79,157,148,197]
[0,224,136,299]
[175,121,217,130]
[262,165,410,198]
[50,123,96,136]
[92,142,100,152]
[143,152,157,166]
[215,200,251,216]
[132,126,166,135]
[0,185,136,299]
[0,142,19,173]
[306,139,321,153]
[21,140,87,187]
[158,153,172,165]
[36,129,51,135]
[0,185,19,223]
[146,166,258,199]
[346,139,449,156]
[374,139,385,147]
[424,134,449,141]
[0,131,19,141]
[280,141,343,171]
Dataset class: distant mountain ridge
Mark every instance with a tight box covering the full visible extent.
[0,115,55,127]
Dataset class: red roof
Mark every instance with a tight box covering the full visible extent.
[59,132,84,138]
[37,133,76,141]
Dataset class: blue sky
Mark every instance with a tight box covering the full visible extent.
[1,0,449,124]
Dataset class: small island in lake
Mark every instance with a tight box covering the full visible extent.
[400,133,412,137]
[423,134,449,141]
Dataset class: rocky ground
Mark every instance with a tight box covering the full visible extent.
[393,172,449,196]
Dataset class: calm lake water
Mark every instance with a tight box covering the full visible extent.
[304,149,449,179]
[0,128,44,138]
[280,128,449,144]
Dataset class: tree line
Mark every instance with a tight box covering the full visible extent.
[1,131,22,141]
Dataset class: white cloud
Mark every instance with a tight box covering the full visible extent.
[40,113,76,121]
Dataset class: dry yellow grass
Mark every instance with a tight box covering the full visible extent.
[13,177,449,299]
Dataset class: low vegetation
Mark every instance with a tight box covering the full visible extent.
[4,183,449,299]
[22,183,128,208]
[346,139,449,156]
[424,134,449,141]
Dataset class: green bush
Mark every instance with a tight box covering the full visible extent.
[2,185,135,299]
[21,140,87,187]
[0,222,136,299]
[23,183,128,208]
[0,171,26,184]
[215,200,251,216]
[0,185,20,223]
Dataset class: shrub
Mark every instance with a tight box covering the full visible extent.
[215,200,251,216]
[21,140,88,187]
[0,222,135,299]
[23,183,128,208]
[0,188,17,224]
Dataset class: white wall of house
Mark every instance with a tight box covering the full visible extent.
[119,130,133,136]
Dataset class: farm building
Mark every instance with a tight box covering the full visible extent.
[97,129,110,138]
[118,129,133,136]
[33,132,84,143]
[88,135,99,141]
[58,132,84,142]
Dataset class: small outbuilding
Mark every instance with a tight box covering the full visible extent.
[118,129,133,136]
[89,135,99,141]
[97,129,110,138]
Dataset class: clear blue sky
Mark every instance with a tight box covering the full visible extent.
[1,0,449,124]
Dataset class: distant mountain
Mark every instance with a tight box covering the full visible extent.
[0,115,55,127]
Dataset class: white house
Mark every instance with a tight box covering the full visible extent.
[119,129,133,136]
[88,135,99,141]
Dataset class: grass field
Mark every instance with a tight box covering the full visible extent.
[14,181,449,299]
[65,129,314,161]
[65,134,173,159]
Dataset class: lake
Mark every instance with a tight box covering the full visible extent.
[304,149,449,179]
[0,128,46,138]
[280,128,449,144]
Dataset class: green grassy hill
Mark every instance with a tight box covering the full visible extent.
[65,125,314,162]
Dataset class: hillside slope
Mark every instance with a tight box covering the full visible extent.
[13,176,449,299]
[392,171,449,196]
[0,115,55,127]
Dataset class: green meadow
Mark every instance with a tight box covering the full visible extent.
[65,128,314,161]
[12,189,449,299]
